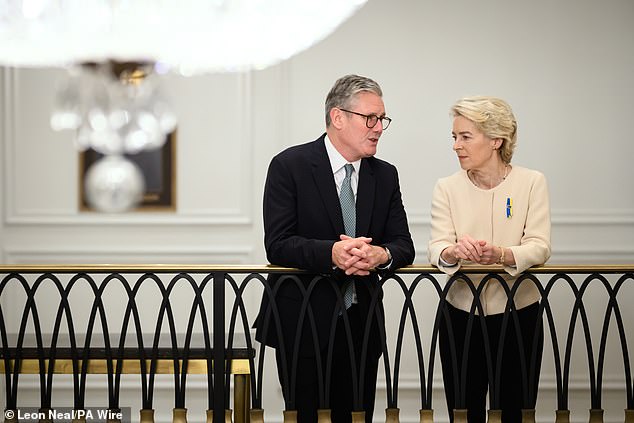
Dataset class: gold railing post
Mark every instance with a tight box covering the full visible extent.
[453,409,468,423]
[71,409,86,423]
[173,408,187,423]
[317,409,332,423]
[38,408,53,423]
[234,374,250,423]
[487,409,502,423]
[420,409,433,423]
[625,409,634,423]
[590,409,604,423]
[140,409,155,423]
[250,409,264,423]
[3,409,18,423]
[283,410,297,423]
[106,408,122,423]
[522,409,536,423]
[385,408,399,423]
[556,410,570,423]
[351,411,366,423]
[204,409,232,423]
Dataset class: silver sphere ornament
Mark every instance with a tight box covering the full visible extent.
[84,155,145,212]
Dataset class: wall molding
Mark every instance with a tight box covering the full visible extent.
[11,371,629,392]
[1,67,16,228]
[377,374,629,392]
[550,248,634,262]
[551,209,634,225]
[409,208,634,227]
[2,246,253,264]
[3,213,253,226]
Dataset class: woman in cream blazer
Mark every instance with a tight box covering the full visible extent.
[428,96,551,423]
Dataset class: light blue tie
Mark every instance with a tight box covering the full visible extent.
[339,164,355,309]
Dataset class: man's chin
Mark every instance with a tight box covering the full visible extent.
[363,148,377,158]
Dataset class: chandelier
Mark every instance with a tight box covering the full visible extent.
[0,0,367,212]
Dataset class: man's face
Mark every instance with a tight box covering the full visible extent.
[337,91,386,161]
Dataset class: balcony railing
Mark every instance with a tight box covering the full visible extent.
[0,264,632,423]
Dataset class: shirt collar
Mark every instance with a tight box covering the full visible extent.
[324,134,361,174]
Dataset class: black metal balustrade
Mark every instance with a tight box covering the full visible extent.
[0,265,632,423]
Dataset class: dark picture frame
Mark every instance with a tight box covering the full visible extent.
[79,131,177,211]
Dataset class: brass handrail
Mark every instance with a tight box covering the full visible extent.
[0,264,632,273]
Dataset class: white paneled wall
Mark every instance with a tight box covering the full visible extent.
[1,0,633,421]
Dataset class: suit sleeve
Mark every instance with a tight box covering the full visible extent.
[379,166,415,271]
[263,155,335,273]
[428,179,461,274]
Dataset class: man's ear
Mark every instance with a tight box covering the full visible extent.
[330,108,345,129]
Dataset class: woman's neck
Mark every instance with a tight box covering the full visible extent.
[468,163,510,189]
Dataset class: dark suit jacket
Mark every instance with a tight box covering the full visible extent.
[254,134,415,358]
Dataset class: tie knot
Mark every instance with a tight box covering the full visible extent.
[344,163,354,177]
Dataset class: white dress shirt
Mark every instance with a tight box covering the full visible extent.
[324,134,361,304]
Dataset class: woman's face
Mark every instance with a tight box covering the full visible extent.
[451,115,499,171]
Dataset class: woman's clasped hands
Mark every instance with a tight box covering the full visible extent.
[445,234,501,265]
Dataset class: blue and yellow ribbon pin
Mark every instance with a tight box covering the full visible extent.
[506,197,513,218]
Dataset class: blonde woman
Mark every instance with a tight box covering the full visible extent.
[428,96,551,423]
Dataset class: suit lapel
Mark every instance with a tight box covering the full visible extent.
[356,158,375,237]
[311,138,345,236]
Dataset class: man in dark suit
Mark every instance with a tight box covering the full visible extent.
[255,74,415,423]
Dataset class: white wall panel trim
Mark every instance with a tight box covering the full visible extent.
[1,67,17,226]
[14,373,627,396]
[550,250,634,263]
[3,246,253,264]
[3,213,252,226]
[406,209,634,227]
[377,374,627,392]
[552,209,634,225]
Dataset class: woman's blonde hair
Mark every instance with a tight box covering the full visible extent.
[451,96,517,164]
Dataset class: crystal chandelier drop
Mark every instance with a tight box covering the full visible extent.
[0,0,367,212]
[50,62,176,155]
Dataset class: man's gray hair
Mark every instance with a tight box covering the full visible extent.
[325,74,383,127]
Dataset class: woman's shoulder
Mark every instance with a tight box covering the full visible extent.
[433,170,469,194]
[510,165,547,182]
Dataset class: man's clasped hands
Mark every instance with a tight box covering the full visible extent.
[332,235,390,276]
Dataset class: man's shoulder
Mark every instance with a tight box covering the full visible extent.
[364,155,397,174]
[272,135,324,162]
